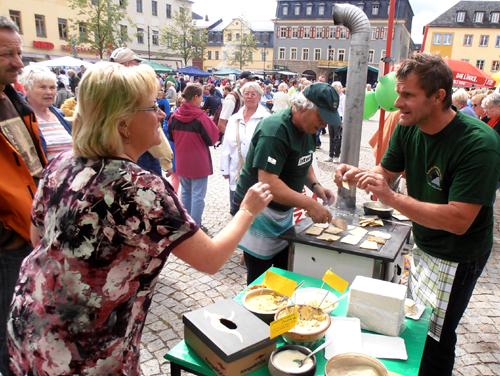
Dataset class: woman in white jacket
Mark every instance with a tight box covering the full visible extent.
[220,82,270,213]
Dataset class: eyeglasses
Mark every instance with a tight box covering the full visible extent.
[483,106,494,111]
[243,92,258,98]
[472,103,480,107]
[138,103,159,113]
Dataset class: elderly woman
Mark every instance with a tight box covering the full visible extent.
[483,93,500,136]
[260,84,274,111]
[452,89,477,118]
[221,82,270,213]
[272,82,290,113]
[471,93,489,122]
[21,66,72,161]
[7,62,272,375]
[166,81,177,104]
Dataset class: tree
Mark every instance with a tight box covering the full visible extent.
[67,0,134,59]
[225,21,257,70]
[161,5,207,67]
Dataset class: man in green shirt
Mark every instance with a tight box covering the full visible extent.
[335,53,500,376]
[234,83,341,284]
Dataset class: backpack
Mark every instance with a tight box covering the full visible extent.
[212,91,241,131]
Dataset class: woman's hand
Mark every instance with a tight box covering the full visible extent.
[240,182,273,217]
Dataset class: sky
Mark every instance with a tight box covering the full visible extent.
[191,0,474,44]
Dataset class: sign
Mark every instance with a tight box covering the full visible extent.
[262,271,297,298]
[322,270,349,293]
[61,45,100,55]
[33,41,54,50]
[270,310,298,339]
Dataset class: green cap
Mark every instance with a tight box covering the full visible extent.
[303,82,342,126]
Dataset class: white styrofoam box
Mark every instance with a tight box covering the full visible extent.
[346,276,407,337]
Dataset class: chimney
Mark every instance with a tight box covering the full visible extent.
[205,15,209,22]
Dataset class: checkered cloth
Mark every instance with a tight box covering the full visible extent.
[408,246,458,341]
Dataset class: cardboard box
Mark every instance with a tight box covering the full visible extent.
[183,299,278,376]
[346,276,407,337]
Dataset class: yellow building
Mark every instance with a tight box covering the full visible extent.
[203,18,274,74]
[422,1,500,76]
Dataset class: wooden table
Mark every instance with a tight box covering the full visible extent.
[164,268,431,376]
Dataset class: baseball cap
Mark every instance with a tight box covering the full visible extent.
[239,70,257,80]
[110,47,142,64]
[303,82,342,126]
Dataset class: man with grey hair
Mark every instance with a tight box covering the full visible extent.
[166,80,177,104]
[326,81,345,162]
[67,69,80,94]
[0,15,48,376]
[233,82,341,284]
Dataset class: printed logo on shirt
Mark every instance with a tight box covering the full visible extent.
[267,156,277,165]
[298,154,312,166]
[427,166,442,191]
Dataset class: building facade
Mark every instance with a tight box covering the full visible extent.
[204,19,274,73]
[422,1,500,76]
[273,0,414,82]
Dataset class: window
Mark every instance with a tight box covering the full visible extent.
[136,0,142,12]
[329,27,335,38]
[152,30,159,45]
[464,34,473,46]
[78,22,87,41]
[381,50,386,60]
[9,10,22,34]
[338,49,345,61]
[263,33,269,43]
[226,32,232,42]
[57,18,67,39]
[216,33,221,43]
[340,27,347,39]
[314,48,321,60]
[280,27,286,38]
[381,27,387,39]
[306,4,312,15]
[294,5,300,15]
[368,49,374,63]
[283,5,288,15]
[479,35,489,47]
[292,27,298,38]
[358,4,364,11]
[304,27,310,38]
[261,50,268,61]
[166,4,171,18]
[372,5,379,15]
[120,25,128,42]
[496,35,500,47]
[456,11,465,22]
[432,33,442,45]
[302,48,309,60]
[291,47,297,60]
[443,33,453,45]
[207,51,212,60]
[119,0,126,6]
[236,33,240,41]
[152,0,157,16]
[316,27,323,38]
[35,14,46,37]
[474,12,484,22]
[137,28,144,43]
[492,61,499,71]
[223,51,228,60]
[371,27,376,40]
[491,12,500,23]
[476,60,484,70]
[328,48,334,60]
[279,47,285,59]
[319,5,325,15]
[215,51,219,60]
[461,58,469,63]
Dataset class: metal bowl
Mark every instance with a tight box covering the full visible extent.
[269,345,317,376]
[292,288,339,315]
[242,288,288,323]
[363,201,394,219]
[325,352,388,376]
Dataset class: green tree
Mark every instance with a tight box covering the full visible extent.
[161,6,207,66]
[67,0,133,59]
[226,24,257,70]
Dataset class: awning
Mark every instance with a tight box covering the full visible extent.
[22,52,47,59]
[334,65,379,73]
[278,70,298,76]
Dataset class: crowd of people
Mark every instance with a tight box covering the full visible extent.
[2,12,500,376]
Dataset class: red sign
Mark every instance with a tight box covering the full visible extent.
[61,45,99,55]
[33,41,54,50]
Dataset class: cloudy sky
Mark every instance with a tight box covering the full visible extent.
[192,0,469,44]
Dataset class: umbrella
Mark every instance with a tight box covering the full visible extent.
[178,66,211,77]
[141,60,174,73]
[491,71,500,86]
[212,68,241,76]
[442,58,496,88]
[35,56,94,68]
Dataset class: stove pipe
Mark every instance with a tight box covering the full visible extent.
[332,4,371,209]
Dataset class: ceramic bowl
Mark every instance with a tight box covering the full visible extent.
[292,287,339,315]
[274,304,331,349]
[363,201,394,219]
[268,345,317,376]
[324,352,388,376]
[242,288,288,323]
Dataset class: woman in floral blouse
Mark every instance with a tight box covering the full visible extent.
[7,62,272,376]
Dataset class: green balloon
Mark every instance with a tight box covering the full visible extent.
[375,72,399,112]
[363,91,379,120]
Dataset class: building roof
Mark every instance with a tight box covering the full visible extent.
[209,19,274,32]
[428,1,500,28]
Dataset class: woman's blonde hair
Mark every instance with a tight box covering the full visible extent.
[72,62,158,158]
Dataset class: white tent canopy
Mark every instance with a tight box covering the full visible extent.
[34,56,94,68]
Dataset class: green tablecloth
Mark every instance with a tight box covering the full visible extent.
[164,268,432,376]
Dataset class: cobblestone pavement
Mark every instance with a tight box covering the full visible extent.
[140,114,500,376]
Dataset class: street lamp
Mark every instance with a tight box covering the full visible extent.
[327,45,331,82]
[263,33,268,83]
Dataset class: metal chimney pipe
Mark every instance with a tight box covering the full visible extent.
[332,4,371,209]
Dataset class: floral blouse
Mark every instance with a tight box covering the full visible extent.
[8,151,197,376]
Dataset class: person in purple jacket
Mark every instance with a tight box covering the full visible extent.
[168,83,220,231]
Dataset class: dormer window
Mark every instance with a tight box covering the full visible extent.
[283,4,289,15]
[456,11,465,22]
[372,4,379,15]
[491,12,499,23]
[318,4,325,15]
[306,3,313,15]
[357,2,364,11]
[294,4,300,15]
[474,12,484,23]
